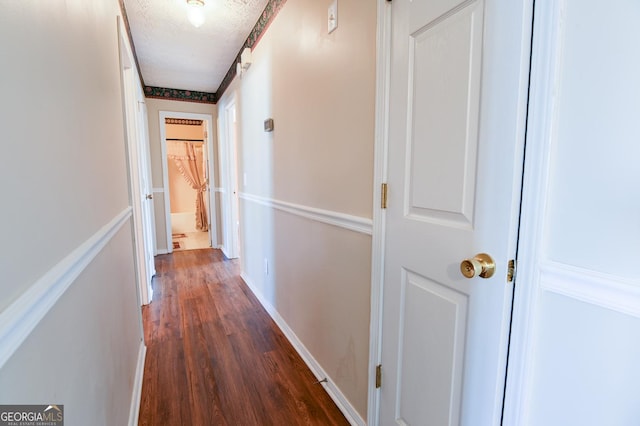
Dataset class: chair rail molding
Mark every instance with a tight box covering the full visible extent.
[0,207,133,369]
[239,192,373,236]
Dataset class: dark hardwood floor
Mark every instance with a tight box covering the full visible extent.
[138,249,350,426]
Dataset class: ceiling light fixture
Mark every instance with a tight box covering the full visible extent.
[186,0,205,28]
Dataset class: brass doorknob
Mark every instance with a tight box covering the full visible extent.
[460,253,495,279]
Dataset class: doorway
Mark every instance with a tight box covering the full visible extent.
[159,111,217,253]
[217,96,240,259]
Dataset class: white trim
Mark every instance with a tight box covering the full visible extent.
[214,187,223,193]
[0,208,132,369]
[217,96,240,259]
[241,272,365,426]
[119,18,153,306]
[368,1,392,424]
[488,0,537,423]
[540,261,640,318]
[502,1,563,424]
[151,188,167,256]
[239,192,373,236]
[128,341,147,426]
[159,113,172,253]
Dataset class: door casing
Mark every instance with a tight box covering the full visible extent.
[158,110,217,253]
[503,0,640,423]
[216,94,241,260]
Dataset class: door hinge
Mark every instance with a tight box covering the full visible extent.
[381,183,388,209]
[507,259,516,282]
[375,364,382,388]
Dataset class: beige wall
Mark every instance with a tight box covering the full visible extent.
[168,158,196,213]
[0,1,142,424]
[166,123,205,140]
[222,0,376,419]
[145,99,219,251]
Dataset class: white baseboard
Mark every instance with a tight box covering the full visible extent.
[220,245,233,259]
[240,272,366,426]
[128,341,147,426]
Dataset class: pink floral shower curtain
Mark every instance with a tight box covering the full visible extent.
[167,141,208,231]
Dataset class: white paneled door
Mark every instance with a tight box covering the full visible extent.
[379,0,532,424]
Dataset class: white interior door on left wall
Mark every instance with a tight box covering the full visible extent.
[119,18,155,305]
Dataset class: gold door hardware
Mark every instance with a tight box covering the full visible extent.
[381,183,388,209]
[507,259,516,282]
[460,253,496,279]
[375,364,382,388]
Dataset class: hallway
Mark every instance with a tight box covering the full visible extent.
[138,249,349,425]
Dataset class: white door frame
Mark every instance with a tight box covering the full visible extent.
[368,0,534,423]
[159,111,217,253]
[135,83,156,303]
[367,1,392,424]
[118,17,154,306]
[217,94,240,259]
[502,0,640,420]
[501,2,558,420]
[137,99,157,272]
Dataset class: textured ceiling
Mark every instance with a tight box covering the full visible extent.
[124,0,269,93]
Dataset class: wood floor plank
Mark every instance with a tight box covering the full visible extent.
[138,249,350,425]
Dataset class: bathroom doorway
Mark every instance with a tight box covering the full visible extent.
[159,112,217,252]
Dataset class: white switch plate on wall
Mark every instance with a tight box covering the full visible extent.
[328,0,338,34]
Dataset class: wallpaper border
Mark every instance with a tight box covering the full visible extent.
[216,0,288,98]
[120,0,288,104]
